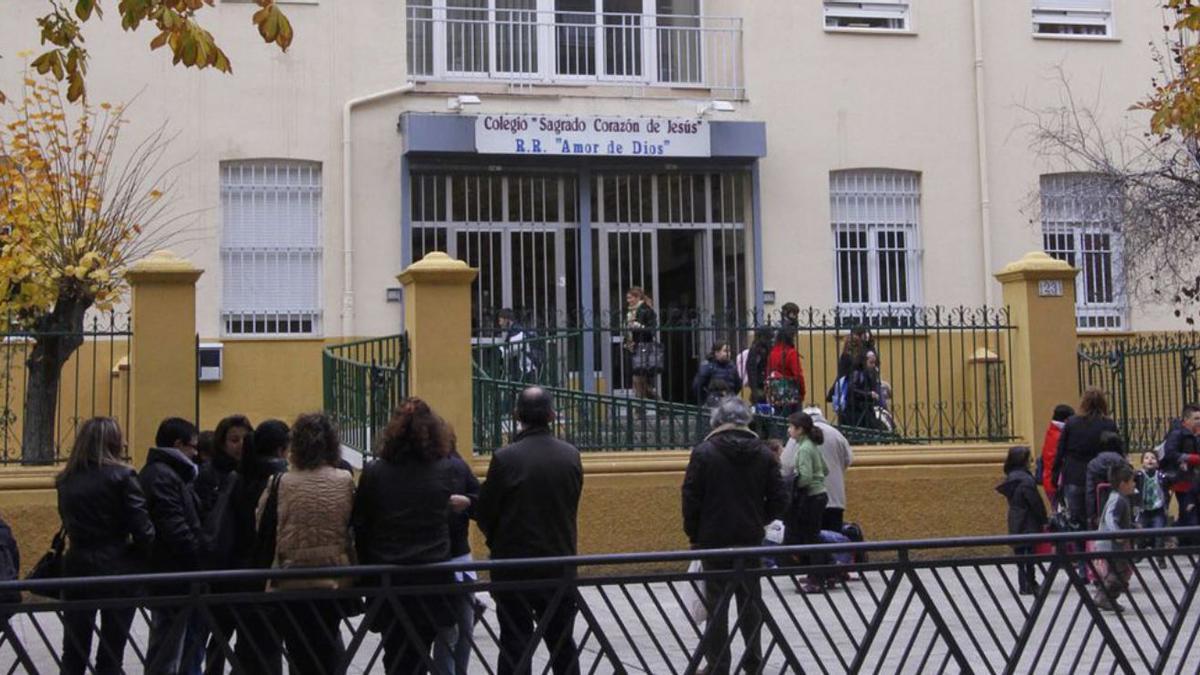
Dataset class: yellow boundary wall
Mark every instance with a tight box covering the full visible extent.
[1,444,1008,576]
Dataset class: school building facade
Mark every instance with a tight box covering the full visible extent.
[0,0,1167,426]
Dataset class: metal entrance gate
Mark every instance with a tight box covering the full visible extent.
[1077,334,1200,452]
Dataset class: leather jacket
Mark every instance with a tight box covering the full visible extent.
[56,463,155,577]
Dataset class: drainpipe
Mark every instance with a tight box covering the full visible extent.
[342,83,416,338]
[971,0,994,307]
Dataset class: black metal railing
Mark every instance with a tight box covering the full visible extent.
[0,312,132,464]
[321,334,409,457]
[473,306,1015,450]
[2,528,1197,674]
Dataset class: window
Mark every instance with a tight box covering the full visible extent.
[220,161,323,336]
[830,170,922,320]
[1041,173,1125,331]
[824,1,910,31]
[1032,0,1112,38]
[407,0,705,84]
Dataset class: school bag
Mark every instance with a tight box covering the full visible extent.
[765,371,799,407]
[830,376,850,415]
[841,522,868,564]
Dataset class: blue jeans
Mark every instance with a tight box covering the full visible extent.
[146,607,205,675]
[433,592,475,674]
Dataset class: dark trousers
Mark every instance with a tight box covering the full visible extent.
[61,606,135,675]
[227,605,282,675]
[378,595,444,675]
[202,606,238,675]
[821,507,845,534]
[1062,483,1087,529]
[786,491,830,578]
[700,557,762,675]
[493,567,580,675]
[1177,489,1200,545]
[1013,545,1038,593]
[280,600,344,675]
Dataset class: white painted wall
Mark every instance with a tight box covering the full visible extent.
[0,0,1176,336]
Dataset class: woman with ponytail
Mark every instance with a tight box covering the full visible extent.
[784,411,830,593]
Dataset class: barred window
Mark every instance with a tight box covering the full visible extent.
[1041,173,1125,331]
[220,161,323,337]
[830,169,922,318]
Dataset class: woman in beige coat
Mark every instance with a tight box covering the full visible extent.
[257,412,355,675]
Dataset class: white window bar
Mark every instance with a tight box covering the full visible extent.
[405,0,741,97]
[1040,172,1126,331]
[830,169,922,323]
[823,0,910,32]
[1032,0,1112,38]
[220,160,323,337]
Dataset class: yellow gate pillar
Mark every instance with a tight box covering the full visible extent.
[126,250,203,468]
[398,252,478,451]
[995,251,1079,450]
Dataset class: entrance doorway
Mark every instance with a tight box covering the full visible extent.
[407,168,751,402]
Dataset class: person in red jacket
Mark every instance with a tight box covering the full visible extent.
[1040,404,1074,501]
[766,330,806,416]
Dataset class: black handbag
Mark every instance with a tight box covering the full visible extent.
[631,342,664,374]
[251,474,282,570]
[25,528,66,598]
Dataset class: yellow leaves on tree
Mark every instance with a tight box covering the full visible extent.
[0,76,172,325]
[1137,1,1200,139]
[8,0,293,104]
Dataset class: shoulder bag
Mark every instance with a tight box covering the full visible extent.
[25,528,66,599]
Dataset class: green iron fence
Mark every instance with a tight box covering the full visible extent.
[472,306,1015,452]
[322,334,409,457]
[1077,333,1200,453]
[1,312,132,464]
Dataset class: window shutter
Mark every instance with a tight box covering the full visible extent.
[220,160,323,336]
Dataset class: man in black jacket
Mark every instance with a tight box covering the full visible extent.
[140,417,208,675]
[477,387,583,675]
[682,397,790,675]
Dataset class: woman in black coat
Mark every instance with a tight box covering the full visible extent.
[353,398,456,674]
[1051,388,1120,528]
[56,417,155,675]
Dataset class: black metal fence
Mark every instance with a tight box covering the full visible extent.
[322,335,410,457]
[473,306,1015,451]
[0,312,131,464]
[2,528,1197,674]
[1077,334,1200,453]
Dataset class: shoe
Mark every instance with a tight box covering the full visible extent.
[1019,586,1035,596]
[797,582,824,594]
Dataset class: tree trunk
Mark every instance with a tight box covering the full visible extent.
[21,297,90,464]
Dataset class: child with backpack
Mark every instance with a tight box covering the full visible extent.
[766,330,806,417]
[1093,463,1137,612]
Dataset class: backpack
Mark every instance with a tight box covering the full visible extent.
[831,375,850,415]
[766,371,800,406]
[0,515,20,606]
[841,522,867,564]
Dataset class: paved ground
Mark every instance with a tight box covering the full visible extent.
[2,556,1198,674]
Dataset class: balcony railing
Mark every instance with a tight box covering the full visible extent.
[406,6,744,98]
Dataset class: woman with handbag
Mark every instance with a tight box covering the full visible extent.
[257,412,355,675]
[55,417,155,675]
[624,287,661,404]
